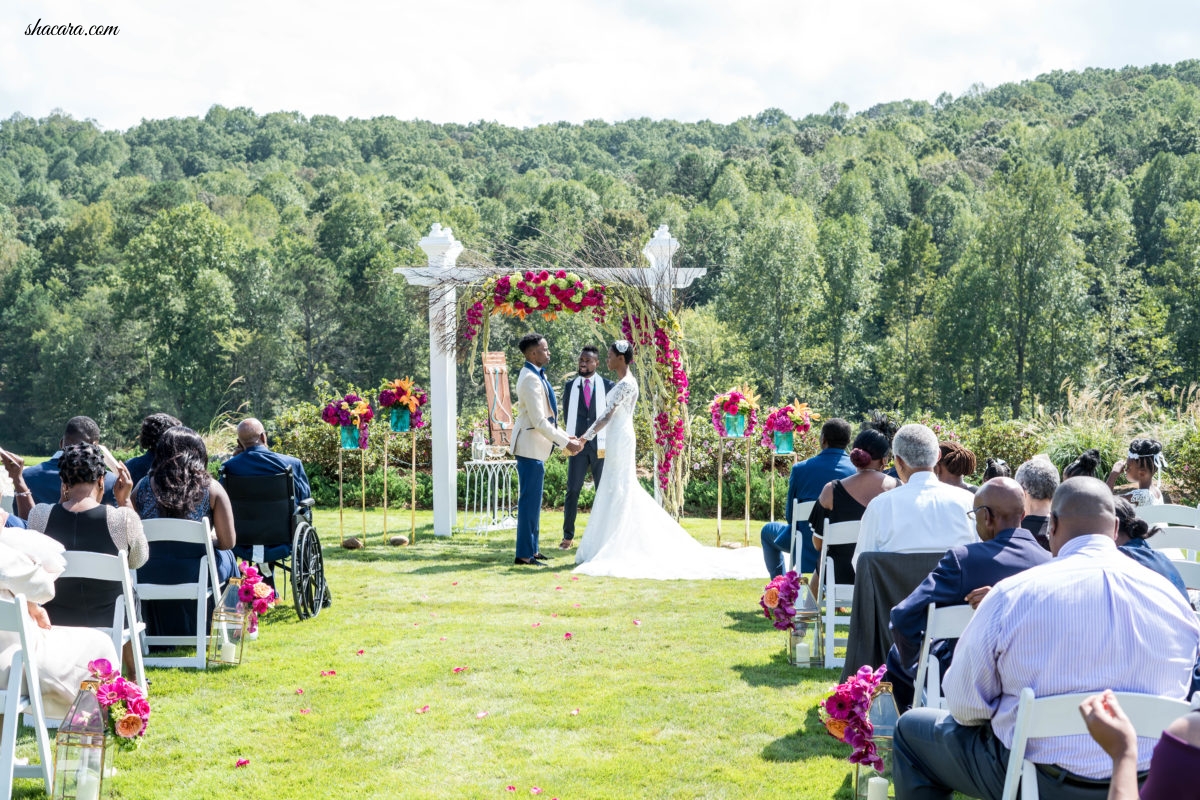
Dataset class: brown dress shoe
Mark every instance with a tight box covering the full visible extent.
[558,539,575,549]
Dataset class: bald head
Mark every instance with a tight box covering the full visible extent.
[1048,477,1118,555]
[237,418,267,450]
[973,477,1026,540]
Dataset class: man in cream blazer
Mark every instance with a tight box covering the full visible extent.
[510,333,580,565]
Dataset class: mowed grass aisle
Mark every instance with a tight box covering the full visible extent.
[20,510,861,799]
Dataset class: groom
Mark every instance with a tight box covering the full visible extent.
[510,333,581,565]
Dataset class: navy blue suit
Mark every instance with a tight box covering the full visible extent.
[125,451,153,489]
[23,452,117,506]
[1120,538,1189,600]
[221,444,312,505]
[759,448,854,577]
[885,527,1051,709]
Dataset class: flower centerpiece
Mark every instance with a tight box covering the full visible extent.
[464,270,607,341]
[320,392,373,449]
[710,386,758,438]
[238,562,278,634]
[759,570,803,630]
[379,377,428,432]
[760,401,818,455]
[85,658,151,750]
[622,314,690,494]
[818,665,889,772]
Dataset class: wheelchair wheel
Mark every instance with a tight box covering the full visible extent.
[291,521,328,620]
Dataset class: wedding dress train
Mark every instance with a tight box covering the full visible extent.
[574,372,768,580]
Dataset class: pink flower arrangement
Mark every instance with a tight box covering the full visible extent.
[463,270,607,341]
[623,314,691,490]
[86,658,150,751]
[710,388,759,437]
[759,570,803,630]
[320,392,373,448]
[760,402,817,447]
[378,377,429,428]
[237,562,277,634]
[818,665,888,772]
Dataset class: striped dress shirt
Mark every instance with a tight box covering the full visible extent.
[943,534,1200,778]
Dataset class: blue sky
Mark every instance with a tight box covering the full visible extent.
[2,0,1198,130]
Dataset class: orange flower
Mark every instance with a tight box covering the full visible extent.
[542,312,558,322]
[763,587,781,609]
[822,716,848,742]
[116,713,145,738]
[253,582,273,600]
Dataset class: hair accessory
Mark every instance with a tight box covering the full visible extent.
[613,340,630,354]
[1127,450,1168,473]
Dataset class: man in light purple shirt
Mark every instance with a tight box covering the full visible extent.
[892,477,1200,800]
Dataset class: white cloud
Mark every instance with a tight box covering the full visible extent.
[1,0,1198,130]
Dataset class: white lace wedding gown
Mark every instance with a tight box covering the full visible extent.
[574,372,769,580]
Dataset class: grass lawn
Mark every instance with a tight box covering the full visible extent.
[17,509,866,800]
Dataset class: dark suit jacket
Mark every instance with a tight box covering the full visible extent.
[23,452,117,506]
[887,527,1051,681]
[221,444,312,504]
[561,375,615,449]
[125,451,153,488]
[786,448,855,573]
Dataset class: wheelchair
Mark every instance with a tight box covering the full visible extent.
[220,467,331,620]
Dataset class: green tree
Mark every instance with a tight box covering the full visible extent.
[816,215,880,409]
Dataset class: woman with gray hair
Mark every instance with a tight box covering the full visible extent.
[1014,456,1058,549]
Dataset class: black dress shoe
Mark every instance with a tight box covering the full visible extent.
[533,553,548,561]
[514,557,537,565]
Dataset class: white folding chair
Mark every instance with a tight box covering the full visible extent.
[787,500,816,574]
[815,520,859,669]
[1001,688,1189,800]
[0,494,11,514]
[911,603,975,709]
[1137,505,1200,560]
[1135,504,1200,528]
[0,593,53,798]
[137,518,222,670]
[57,549,147,694]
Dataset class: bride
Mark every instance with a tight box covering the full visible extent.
[573,340,768,580]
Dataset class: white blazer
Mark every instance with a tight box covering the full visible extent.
[510,365,570,461]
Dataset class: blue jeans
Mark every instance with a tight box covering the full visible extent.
[515,456,544,560]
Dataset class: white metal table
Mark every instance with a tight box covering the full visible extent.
[460,459,518,533]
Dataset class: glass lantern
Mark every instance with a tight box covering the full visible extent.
[207,577,248,667]
[788,618,821,667]
[53,680,114,800]
[854,682,899,799]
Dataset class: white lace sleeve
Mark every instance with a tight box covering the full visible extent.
[581,379,637,441]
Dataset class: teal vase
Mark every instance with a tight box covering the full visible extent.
[723,412,746,438]
[339,424,360,450]
[390,407,411,432]
[773,431,794,455]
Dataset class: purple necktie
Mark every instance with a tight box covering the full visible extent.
[583,378,592,408]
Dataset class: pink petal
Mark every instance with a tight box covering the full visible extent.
[235,758,250,767]
[300,709,311,715]
[453,666,468,673]
[531,788,542,795]
[413,622,419,627]
[564,632,573,640]
[296,688,304,695]
[570,708,579,716]
[439,636,447,641]
[452,581,459,586]
[570,576,579,581]
[633,620,641,626]
[506,787,516,793]
[555,586,563,591]
[356,649,365,655]
[416,705,430,714]
[531,622,541,627]
[572,604,581,608]
[551,613,558,618]
[476,711,488,718]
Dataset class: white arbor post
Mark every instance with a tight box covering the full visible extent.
[416,224,463,537]
[643,225,683,311]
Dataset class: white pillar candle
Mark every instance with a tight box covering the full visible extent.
[221,642,237,663]
[76,771,101,800]
[797,642,810,665]
[867,775,889,800]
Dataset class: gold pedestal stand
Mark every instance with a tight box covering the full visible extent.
[382,430,418,546]
[715,434,753,546]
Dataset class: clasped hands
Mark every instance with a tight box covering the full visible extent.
[564,437,584,456]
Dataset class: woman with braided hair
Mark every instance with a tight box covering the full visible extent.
[26,442,147,628]
[934,441,978,494]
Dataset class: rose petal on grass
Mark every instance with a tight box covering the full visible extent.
[572,603,581,608]
[320,670,337,677]
[531,789,543,795]
[554,586,563,591]
[476,711,488,718]
[452,581,459,586]
[416,705,430,714]
[506,786,516,792]
[300,709,311,715]
[296,688,304,695]
[570,708,579,716]
[564,632,573,640]
[356,649,364,655]
[633,619,641,626]
[551,613,558,618]
[439,636,447,641]
[235,758,250,767]
[531,622,541,628]
[453,666,468,673]
[570,576,579,581]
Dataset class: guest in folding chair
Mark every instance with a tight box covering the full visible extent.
[0,527,118,717]
[1081,690,1200,800]
[892,478,1200,800]
[26,443,148,628]
[133,427,237,639]
[124,412,182,488]
[884,478,1049,711]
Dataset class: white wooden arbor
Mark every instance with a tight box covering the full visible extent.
[396,223,704,537]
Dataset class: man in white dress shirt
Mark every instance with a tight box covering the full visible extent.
[892,477,1200,799]
[852,423,976,569]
